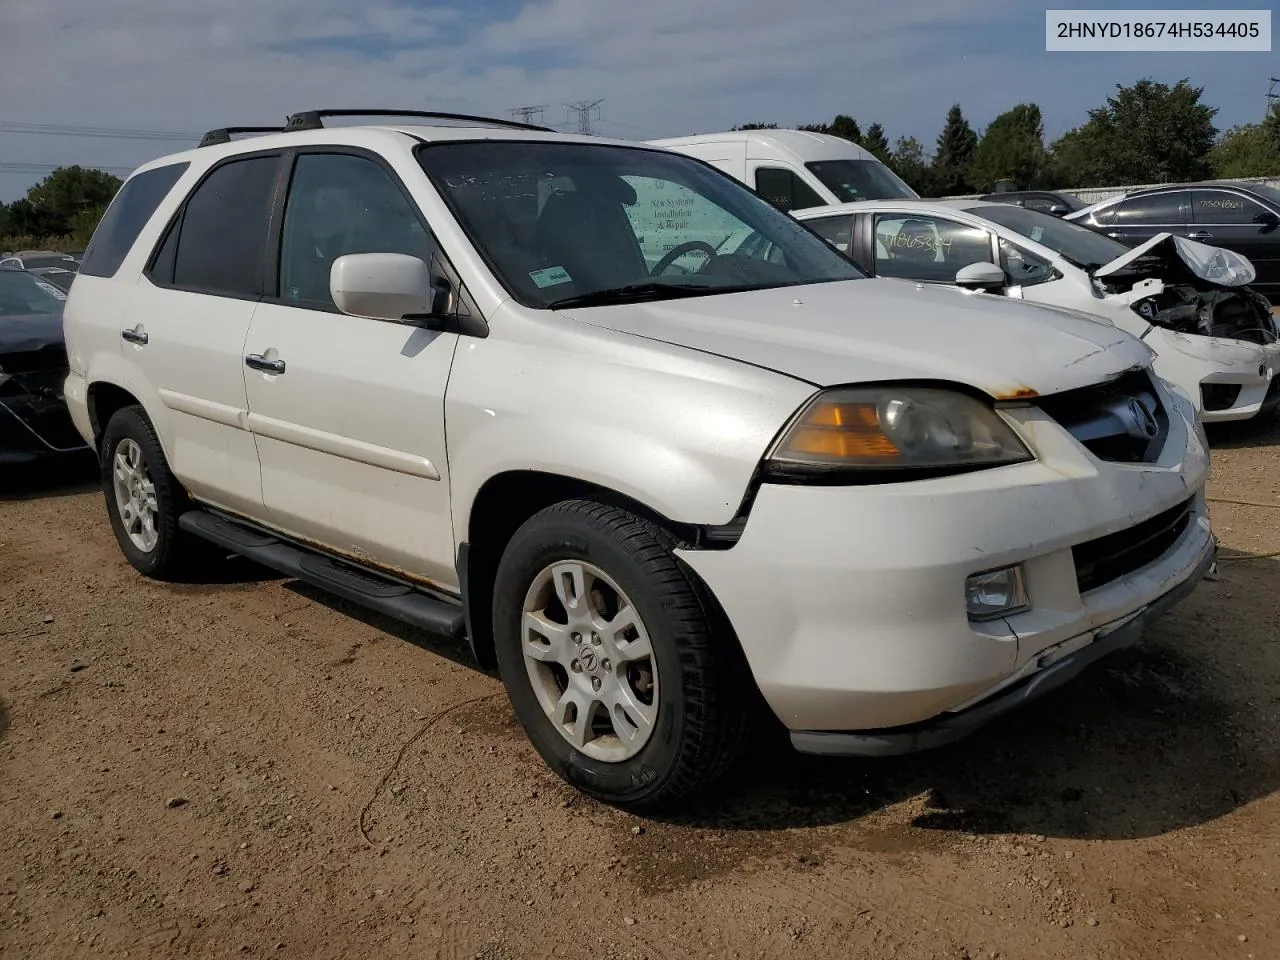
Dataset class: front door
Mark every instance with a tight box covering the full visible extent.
[1189,189,1280,296]
[242,149,460,589]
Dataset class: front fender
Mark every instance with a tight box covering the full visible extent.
[445,306,814,541]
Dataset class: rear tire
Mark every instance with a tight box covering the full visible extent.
[492,499,751,811]
[100,405,203,580]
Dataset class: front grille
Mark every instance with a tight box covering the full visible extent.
[1073,497,1193,594]
[1034,368,1168,464]
[0,345,68,374]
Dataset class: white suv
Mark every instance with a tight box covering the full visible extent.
[63,110,1215,809]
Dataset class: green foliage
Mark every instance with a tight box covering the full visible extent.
[968,103,1049,192]
[800,114,862,143]
[888,136,933,194]
[0,165,122,243]
[861,123,891,163]
[1049,79,1217,187]
[1208,124,1280,179]
[730,122,778,131]
[932,104,977,195]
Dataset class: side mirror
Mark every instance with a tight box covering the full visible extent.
[330,253,446,325]
[1049,203,1068,216]
[1253,210,1280,225]
[955,261,1007,291]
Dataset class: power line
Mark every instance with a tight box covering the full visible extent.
[0,162,137,176]
[565,100,603,136]
[509,105,548,126]
[0,120,196,142]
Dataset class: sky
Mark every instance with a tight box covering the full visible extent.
[0,0,1275,202]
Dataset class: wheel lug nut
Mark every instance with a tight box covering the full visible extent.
[571,633,582,643]
[571,660,582,673]
[602,659,611,671]
[591,677,602,692]
[591,634,601,646]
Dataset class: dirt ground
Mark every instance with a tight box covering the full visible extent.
[2,422,1278,960]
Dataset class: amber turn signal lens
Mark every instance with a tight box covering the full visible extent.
[785,402,900,460]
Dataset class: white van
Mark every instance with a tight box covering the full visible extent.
[648,128,918,212]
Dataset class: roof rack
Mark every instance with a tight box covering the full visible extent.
[199,126,288,148]
[284,109,554,134]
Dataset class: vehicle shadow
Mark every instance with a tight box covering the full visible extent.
[0,455,99,501]
[1206,412,1280,449]
[0,695,9,740]
[655,547,1278,843]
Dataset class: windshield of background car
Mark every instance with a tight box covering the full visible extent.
[805,159,917,202]
[0,271,66,316]
[416,141,865,308]
[1247,184,1280,209]
[965,203,1130,269]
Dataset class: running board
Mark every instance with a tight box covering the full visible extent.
[178,511,466,639]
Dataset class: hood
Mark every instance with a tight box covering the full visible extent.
[556,278,1154,400]
[0,312,66,354]
[1093,232,1256,287]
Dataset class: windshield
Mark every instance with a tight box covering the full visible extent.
[416,141,864,309]
[1248,183,1280,208]
[0,271,66,316]
[805,159,918,202]
[965,203,1130,269]
[23,254,78,269]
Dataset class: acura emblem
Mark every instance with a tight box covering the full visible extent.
[1127,398,1158,439]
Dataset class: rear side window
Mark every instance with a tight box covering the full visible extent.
[168,155,280,298]
[754,168,825,212]
[79,162,189,279]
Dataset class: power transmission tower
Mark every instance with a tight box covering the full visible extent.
[565,100,603,136]
[510,105,548,126]
[1267,78,1280,121]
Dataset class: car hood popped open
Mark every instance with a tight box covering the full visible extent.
[1092,232,1257,287]
[556,278,1155,400]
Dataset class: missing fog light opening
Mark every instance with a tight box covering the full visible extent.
[965,565,1029,621]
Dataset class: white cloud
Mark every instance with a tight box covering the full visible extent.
[0,0,1264,201]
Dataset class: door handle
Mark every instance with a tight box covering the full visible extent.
[245,354,286,374]
[1106,232,1122,239]
[120,328,148,345]
[1187,231,1213,240]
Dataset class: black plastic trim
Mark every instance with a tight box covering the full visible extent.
[286,109,553,133]
[199,127,288,148]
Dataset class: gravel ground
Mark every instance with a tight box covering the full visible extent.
[2,422,1278,960]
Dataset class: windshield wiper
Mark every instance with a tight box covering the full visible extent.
[546,282,717,309]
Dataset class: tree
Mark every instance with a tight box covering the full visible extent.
[731,122,778,131]
[25,165,122,235]
[968,103,1048,192]
[1207,123,1280,178]
[1049,78,1217,187]
[932,104,977,195]
[861,123,891,163]
[887,136,933,194]
[800,114,862,143]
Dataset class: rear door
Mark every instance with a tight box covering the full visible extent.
[123,152,282,518]
[1189,189,1280,294]
[1100,191,1189,247]
[241,148,461,588]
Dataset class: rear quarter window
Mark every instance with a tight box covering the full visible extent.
[79,162,190,279]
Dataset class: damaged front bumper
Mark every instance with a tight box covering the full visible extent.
[0,369,92,464]
[1144,329,1280,422]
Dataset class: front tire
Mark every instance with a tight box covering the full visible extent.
[492,500,751,810]
[100,405,202,580]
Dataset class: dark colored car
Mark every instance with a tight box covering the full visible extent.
[977,190,1086,217]
[0,271,91,466]
[1069,182,1280,302]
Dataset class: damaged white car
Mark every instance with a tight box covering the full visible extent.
[794,200,1280,422]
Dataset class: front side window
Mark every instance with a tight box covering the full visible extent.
[169,155,279,297]
[417,141,862,309]
[805,215,854,255]
[754,167,826,212]
[805,159,916,202]
[1191,191,1266,225]
[80,161,189,279]
[873,214,993,283]
[279,153,434,309]
[1112,192,1187,225]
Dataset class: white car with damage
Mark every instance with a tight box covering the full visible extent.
[62,111,1214,810]
[792,199,1280,422]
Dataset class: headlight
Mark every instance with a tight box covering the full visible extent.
[765,386,1032,479]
